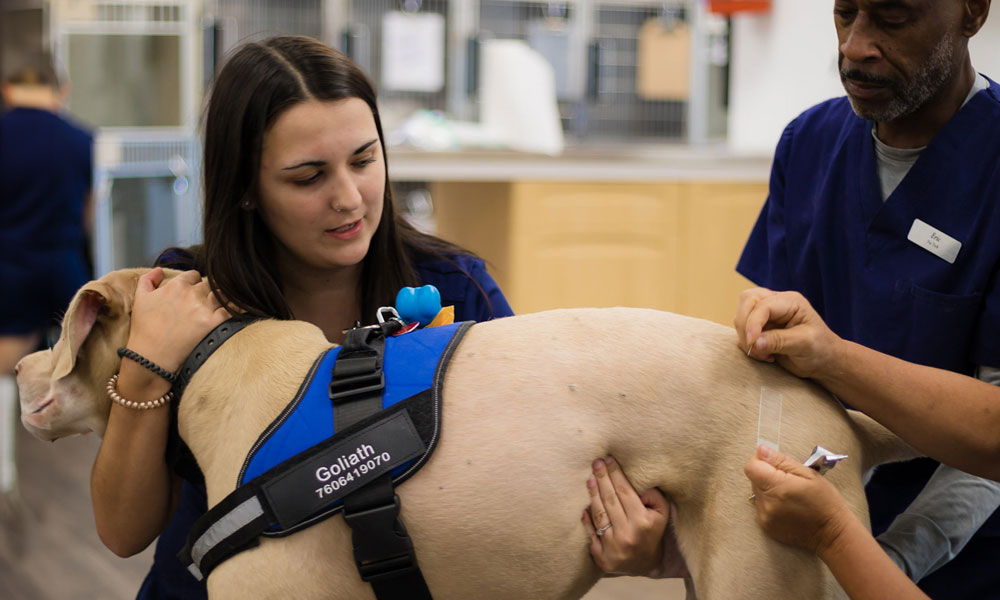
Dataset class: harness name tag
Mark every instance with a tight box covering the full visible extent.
[261,411,425,529]
[907,219,961,264]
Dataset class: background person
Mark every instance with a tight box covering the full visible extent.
[734,0,1000,595]
[83,36,512,599]
[587,1,1000,591]
[0,52,92,511]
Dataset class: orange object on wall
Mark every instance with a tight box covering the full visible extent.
[708,0,771,14]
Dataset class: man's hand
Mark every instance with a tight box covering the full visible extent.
[734,288,844,379]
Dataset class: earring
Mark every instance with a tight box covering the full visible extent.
[241,200,252,209]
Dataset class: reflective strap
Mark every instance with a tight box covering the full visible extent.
[188,496,265,581]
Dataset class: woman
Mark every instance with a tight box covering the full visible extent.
[736,287,1000,600]
[1,55,92,503]
[89,36,512,598]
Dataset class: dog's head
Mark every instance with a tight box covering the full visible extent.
[16,268,162,440]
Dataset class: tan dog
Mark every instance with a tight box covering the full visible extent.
[17,269,916,599]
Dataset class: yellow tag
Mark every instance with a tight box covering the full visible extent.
[425,306,455,328]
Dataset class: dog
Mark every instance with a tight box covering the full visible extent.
[16,269,916,599]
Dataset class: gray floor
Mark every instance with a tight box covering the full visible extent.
[0,425,684,599]
[0,428,153,600]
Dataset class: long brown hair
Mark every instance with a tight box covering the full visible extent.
[179,36,469,322]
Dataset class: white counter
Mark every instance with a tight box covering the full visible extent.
[386,144,773,183]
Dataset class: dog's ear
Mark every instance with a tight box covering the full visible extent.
[51,279,129,380]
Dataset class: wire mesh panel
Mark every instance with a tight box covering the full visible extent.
[207,0,324,49]
[345,0,451,112]
[476,0,690,143]
[477,0,582,139]
[588,3,688,140]
[92,2,185,25]
[50,0,203,275]
[478,0,575,38]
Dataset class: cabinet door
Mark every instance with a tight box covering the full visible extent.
[509,182,682,313]
[429,181,514,293]
[676,182,767,324]
[430,179,766,322]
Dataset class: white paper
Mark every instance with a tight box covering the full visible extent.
[381,11,445,93]
[907,218,962,264]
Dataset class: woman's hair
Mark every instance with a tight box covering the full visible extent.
[178,35,470,322]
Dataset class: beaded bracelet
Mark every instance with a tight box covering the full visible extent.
[106,373,173,410]
[117,347,177,384]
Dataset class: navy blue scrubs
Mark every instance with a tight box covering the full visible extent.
[136,253,513,599]
[738,79,1000,598]
[0,107,92,335]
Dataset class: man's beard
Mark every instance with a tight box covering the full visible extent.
[841,32,956,123]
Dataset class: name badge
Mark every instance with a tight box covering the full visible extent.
[907,219,961,264]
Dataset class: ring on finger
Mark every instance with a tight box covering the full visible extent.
[595,524,612,537]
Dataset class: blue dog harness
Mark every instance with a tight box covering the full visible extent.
[174,318,472,598]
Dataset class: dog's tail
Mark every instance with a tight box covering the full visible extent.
[847,410,922,475]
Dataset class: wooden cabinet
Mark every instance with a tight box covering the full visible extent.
[431,180,767,325]
[675,183,768,324]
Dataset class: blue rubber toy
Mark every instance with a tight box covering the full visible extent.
[395,285,442,326]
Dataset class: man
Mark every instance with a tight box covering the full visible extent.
[737,1,1000,597]
[0,53,93,505]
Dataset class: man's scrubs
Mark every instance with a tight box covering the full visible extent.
[737,79,1000,598]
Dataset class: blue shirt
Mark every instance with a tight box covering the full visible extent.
[137,253,512,600]
[0,107,92,253]
[737,79,1000,597]
[0,107,92,334]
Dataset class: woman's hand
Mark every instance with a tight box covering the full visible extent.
[733,288,844,380]
[743,445,854,555]
[126,268,231,373]
[745,446,933,600]
[583,456,688,578]
[93,268,230,556]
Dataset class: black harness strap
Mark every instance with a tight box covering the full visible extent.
[166,317,259,487]
[178,397,428,581]
[173,317,259,397]
[331,326,387,428]
[174,318,438,597]
[333,323,433,600]
[344,475,426,597]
